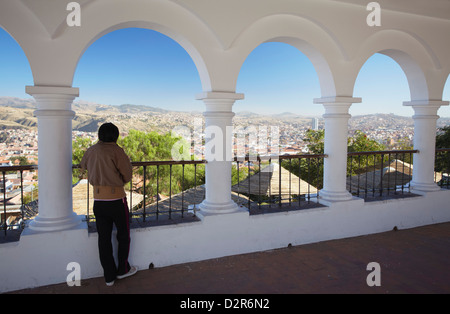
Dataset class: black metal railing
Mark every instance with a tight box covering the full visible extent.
[0,165,38,239]
[74,160,207,228]
[2,148,449,240]
[435,148,450,189]
[232,154,327,214]
[347,150,417,199]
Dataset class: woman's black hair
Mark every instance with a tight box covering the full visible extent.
[98,122,119,143]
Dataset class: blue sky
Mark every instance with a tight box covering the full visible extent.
[0,27,449,117]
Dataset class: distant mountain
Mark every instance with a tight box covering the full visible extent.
[0,97,35,109]
[273,112,304,119]
[0,97,205,133]
[0,97,448,132]
[115,104,170,114]
[0,106,37,129]
[236,111,309,119]
[235,111,262,118]
[72,101,170,115]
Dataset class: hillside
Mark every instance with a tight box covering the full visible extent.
[0,97,179,133]
[0,106,37,129]
[0,97,449,133]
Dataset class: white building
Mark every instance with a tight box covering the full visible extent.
[0,0,449,292]
[312,117,319,130]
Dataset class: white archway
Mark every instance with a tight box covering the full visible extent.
[18,0,219,92]
[236,41,321,116]
[72,21,213,93]
[73,27,202,111]
[352,53,410,117]
[229,14,342,97]
[351,29,441,101]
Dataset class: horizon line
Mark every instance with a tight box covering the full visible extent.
[1,95,450,119]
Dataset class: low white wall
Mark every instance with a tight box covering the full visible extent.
[1,189,449,293]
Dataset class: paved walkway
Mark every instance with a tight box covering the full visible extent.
[10,222,450,294]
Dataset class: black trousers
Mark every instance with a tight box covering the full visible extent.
[93,198,131,283]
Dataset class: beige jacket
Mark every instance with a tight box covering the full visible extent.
[80,141,133,200]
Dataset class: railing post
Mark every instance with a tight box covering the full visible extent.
[196,92,244,214]
[314,96,361,202]
[404,100,449,192]
[25,86,82,232]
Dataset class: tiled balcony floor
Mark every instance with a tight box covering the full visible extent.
[10,222,450,294]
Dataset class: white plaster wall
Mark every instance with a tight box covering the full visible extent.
[1,189,449,293]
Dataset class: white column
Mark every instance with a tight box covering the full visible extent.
[314,96,361,202]
[404,100,449,192]
[197,92,244,214]
[26,86,82,232]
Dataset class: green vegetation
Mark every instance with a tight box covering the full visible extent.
[9,156,31,166]
[435,126,450,175]
[436,126,450,149]
[120,130,205,197]
[347,130,387,177]
[72,130,206,198]
[281,129,412,189]
[71,127,448,202]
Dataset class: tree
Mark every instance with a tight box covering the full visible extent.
[72,136,93,184]
[117,130,205,198]
[9,156,31,166]
[304,129,324,154]
[436,126,450,149]
[72,130,206,204]
[347,130,385,153]
[73,137,93,164]
[347,130,386,176]
[435,126,450,174]
[281,129,325,190]
[282,129,388,189]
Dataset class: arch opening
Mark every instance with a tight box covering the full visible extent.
[233,41,324,205]
[237,42,322,117]
[438,74,450,125]
[352,53,413,150]
[73,27,203,121]
[0,27,33,99]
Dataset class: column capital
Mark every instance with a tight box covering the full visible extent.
[403,100,449,120]
[314,96,361,119]
[197,91,244,113]
[402,100,449,107]
[33,109,76,118]
[26,85,79,97]
[26,85,79,113]
[313,96,362,105]
[196,91,244,101]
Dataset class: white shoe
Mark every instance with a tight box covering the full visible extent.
[116,266,138,280]
[106,280,115,287]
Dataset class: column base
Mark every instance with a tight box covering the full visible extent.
[410,181,441,193]
[318,189,353,202]
[28,212,82,232]
[197,199,240,215]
